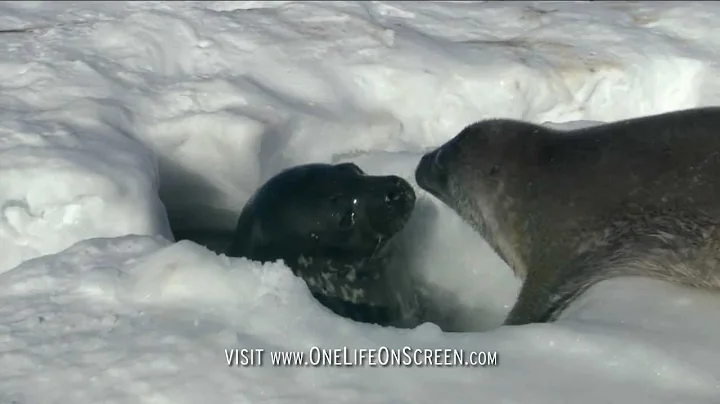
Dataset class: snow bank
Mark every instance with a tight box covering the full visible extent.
[2,1,720,402]
[0,103,173,273]
[2,237,719,403]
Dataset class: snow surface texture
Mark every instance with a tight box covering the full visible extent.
[1,1,720,402]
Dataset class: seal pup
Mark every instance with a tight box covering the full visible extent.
[227,162,423,328]
[415,106,720,325]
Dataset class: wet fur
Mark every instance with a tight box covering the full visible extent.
[227,163,423,328]
[415,106,720,325]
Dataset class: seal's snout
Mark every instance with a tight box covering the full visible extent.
[415,148,448,199]
[366,176,416,236]
[384,176,416,210]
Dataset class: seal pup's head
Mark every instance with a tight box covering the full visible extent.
[230,162,416,262]
[228,162,418,325]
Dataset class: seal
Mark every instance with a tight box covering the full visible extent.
[415,106,720,326]
[227,162,422,328]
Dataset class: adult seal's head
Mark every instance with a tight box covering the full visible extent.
[228,162,422,327]
[416,107,720,325]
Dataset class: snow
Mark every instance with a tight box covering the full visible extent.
[1,1,720,402]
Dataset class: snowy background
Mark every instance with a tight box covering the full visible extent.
[1,1,720,403]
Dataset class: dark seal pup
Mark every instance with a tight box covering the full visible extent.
[227,162,423,328]
[415,106,720,326]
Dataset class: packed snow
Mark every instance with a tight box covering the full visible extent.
[1,1,720,403]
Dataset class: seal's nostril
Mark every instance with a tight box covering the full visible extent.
[385,190,398,204]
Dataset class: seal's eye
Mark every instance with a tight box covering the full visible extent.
[327,194,356,231]
[488,164,501,176]
[338,209,354,230]
[337,198,358,231]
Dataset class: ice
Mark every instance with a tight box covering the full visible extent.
[1,1,720,403]
[2,237,719,403]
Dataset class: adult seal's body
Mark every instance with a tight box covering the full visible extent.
[228,162,422,328]
[415,106,720,326]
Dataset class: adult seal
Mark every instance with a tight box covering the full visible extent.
[415,106,720,326]
[227,162,423,328]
